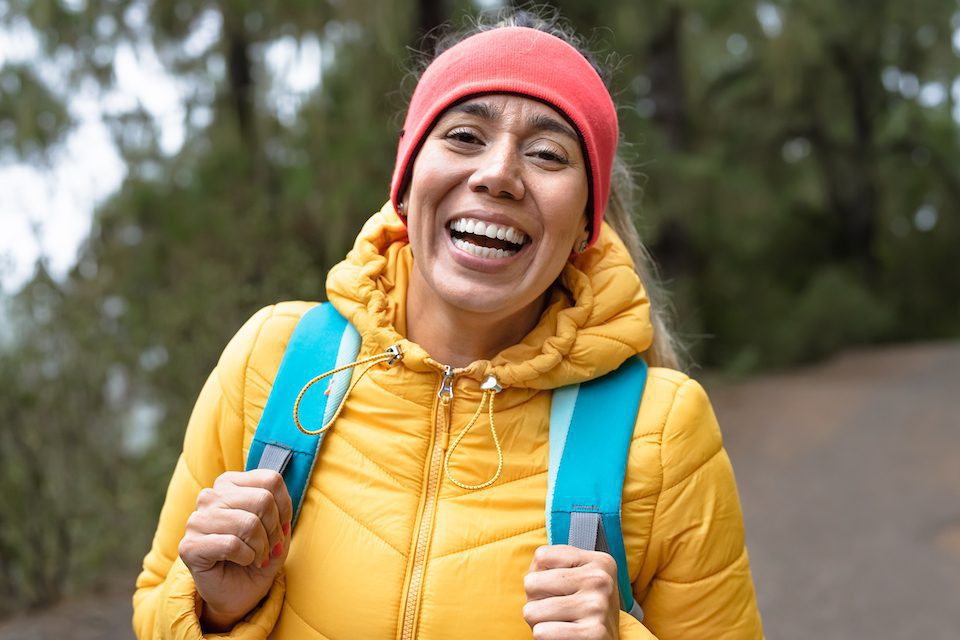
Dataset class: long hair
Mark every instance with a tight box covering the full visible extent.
[410,7,683,370]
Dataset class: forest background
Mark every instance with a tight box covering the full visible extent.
[1,0,958,621]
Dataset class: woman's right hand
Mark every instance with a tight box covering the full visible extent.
[178,469,293,632]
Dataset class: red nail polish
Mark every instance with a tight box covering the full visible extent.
[272,541,283,557]
[282,522,290,536]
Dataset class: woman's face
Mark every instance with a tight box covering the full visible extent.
[404,94,589,324]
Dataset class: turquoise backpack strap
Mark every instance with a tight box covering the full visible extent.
[547,356,649,622]
[244,303,361,528]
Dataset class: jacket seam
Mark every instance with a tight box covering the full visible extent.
[443,468,547,498]
[653,545,746,586]
[214,367,245,426]
[328,431,408,489]
[280,599,329,637]
[659,445,723,496]
[590,333,637,349]
[432,522,545,559]
[631,429,661,442]
[317,490,407,558]
[622,488,660,505]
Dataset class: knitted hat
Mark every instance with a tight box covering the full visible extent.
[390,26,619,246]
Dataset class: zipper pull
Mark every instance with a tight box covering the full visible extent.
[437,365,455,404]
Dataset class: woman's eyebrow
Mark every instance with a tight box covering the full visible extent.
[448,101,578,140]
[527,113,578,140]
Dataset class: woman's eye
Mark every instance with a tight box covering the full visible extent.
[532,148,569,164]
[447,129,481,145]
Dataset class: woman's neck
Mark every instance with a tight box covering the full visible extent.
[405,278,546,369]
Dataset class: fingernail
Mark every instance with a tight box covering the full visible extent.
[272,541,283,558]
[282,521,290,536]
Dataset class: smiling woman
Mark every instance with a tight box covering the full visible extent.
[404,96,590,365]
[133,8,763,640]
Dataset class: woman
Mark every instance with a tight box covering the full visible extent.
[134,11,763,640]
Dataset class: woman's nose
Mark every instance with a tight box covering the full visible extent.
[467,141,525,200]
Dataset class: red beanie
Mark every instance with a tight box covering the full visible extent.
[390,26,619,247]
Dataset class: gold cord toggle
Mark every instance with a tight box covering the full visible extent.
[444,374,504,490]
[294,345,403,436]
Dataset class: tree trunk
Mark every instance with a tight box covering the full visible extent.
[648,4,690,152]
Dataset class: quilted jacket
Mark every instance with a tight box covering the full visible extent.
[133,204,763,639]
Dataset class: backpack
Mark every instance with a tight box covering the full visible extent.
[245,302,648,621]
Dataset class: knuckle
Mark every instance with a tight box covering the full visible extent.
[521,601,536,623]
[177,536,194,559]
[263,469,284,491]
[533,545,552,564]
[596,553,617,574]
[585,592,608,616]
[225,535,247,557]
[523,572,538,593]
[213,471,236,488]
[531,623,552,640]
[239,511,262,538]
[196,487,215,507]
[253,487,274,514]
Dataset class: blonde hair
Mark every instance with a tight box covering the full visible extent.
[416,7,684,370]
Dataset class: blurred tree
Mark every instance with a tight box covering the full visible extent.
[0,0,456,612]
[546,0,960,368]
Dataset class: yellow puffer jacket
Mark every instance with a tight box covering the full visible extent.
[134,205,763,639]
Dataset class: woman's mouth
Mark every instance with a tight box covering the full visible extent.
[448,217,529,259]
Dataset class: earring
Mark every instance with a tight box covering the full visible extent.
[578,239,589,253]
[397,201,405,217]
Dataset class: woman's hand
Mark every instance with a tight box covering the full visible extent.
[523,545,621,640]
[178,469,293,632]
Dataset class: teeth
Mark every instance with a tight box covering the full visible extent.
[453,238,519,259]
[449,217,528,246]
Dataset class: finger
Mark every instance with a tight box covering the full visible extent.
[214,484,282,554]
[523,567,583,600]
[522,593,582,625]
[180,533,257,571]
[530,621,585,640]
[188,505,272,566]
[528,544,595,572]
[224,470,294,537]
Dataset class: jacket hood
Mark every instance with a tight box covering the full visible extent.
[326,202,653,390]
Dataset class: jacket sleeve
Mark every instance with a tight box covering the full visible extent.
[634,377,764,640]
[132,307,287,639]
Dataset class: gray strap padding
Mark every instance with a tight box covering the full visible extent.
[569,511,610,552]
[258,443,293,475]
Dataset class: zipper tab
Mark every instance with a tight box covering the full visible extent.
[437,365,455,404]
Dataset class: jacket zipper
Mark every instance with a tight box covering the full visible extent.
[399,365,456,640]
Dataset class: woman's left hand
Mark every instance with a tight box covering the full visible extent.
[522,544,620,640]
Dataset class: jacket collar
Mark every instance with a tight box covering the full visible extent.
[326,202,653,389]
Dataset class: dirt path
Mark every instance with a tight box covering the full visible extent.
[1,342,957,639]
[711,341,960,639]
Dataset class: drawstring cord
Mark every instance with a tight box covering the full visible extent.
[444,375,503,490]
[294,345,403,436]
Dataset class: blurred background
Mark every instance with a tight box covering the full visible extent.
[0,0,957,638]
